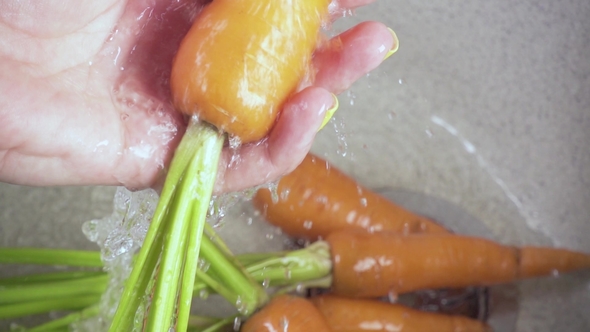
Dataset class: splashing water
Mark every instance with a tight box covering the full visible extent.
[75,187,159,331]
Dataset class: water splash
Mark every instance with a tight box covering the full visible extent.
[75,187,158,331]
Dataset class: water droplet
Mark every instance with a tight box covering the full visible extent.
[233,317,242,331]
[279,188,290,201]
[199,289,209,299]
[388,291,399,303]
[295,283,306,294]
[425,128,434,138]
[360,198,368,207]
[120,113,129,121]
[198,258,210,272]
[303,220,313,229]
[262,278,270,288]
[280,317,289,331]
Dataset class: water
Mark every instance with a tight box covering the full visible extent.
[75,187,159,331]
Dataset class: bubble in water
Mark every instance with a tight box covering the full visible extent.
[77,187,159,330]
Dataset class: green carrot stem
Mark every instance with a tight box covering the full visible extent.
[0,248,102,267]
[0,271,104,286]
[0,294,99,319]
[199,234,268,316]
[0,274,108,305]
[245,241,332,288]
[143,121,223,332]
[109,118,212,331]
[234,252,284,266]
[194,269,238,304]
[145,166,196,331]
[27,304,100,332]
[273,275,333,295]
[176,127,223,331]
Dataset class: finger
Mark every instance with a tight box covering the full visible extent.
[333,0,377,11]
[214,86,335,194]
[313,21,397,94]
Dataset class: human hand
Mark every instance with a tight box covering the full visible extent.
[0,0,397,194]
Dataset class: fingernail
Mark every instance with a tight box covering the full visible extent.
[319,94,339,131]
[384,28,399,61]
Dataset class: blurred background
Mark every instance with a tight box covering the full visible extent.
[1,0,589,331]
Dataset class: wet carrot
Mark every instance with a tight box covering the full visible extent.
[519,246,590,278]
[310,294,491,332]
[253,154,447,240]
[326,231,590,297]
[241,294,332,332]
[114,2,332,330]
[171,0,330,143]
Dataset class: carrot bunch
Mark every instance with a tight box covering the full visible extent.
[240,153,590,331]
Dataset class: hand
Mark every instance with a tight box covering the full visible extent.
[0,0,397,194]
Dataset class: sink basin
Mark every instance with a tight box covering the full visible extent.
[1,1,589,331]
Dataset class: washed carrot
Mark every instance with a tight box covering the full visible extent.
[326,231,590,297]
[310,294,491,332]
[519,246,590,278]
[241,295,332,332]
[171,0,330,143]
[112,2,331,331]
[253,153,447,240]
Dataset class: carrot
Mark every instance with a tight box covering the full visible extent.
[253,153,447,240]
[310,294,491,332]
[241,295,332,332]
[113,2,331,330]
[171,0,330,143]
[519,246,590,278]
[326,231,590,297]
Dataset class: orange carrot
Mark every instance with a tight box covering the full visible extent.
[241,294,332,332]
[253,154,447,240]
[171,0,330,143]
[325,231,590,297]
[310,294,491,332]
[519,246,590,278]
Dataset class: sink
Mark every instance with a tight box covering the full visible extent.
[1,1,589,331]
